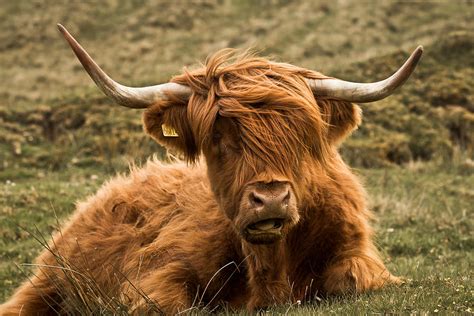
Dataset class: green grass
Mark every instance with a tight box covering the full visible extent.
[1,0,473,314]
[0,168,105,299]
[1,164,472,313]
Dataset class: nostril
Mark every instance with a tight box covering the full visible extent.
[249,192,264,208]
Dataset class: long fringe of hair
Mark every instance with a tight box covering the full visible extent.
[170,49,333,178]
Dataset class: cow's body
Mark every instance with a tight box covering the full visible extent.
[0,27,422,314]
[2,162,246,314]
[1,158,397,314]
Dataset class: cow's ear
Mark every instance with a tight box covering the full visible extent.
[143,99,199,160]
[317,99,362,145]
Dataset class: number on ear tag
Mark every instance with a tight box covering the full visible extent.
[162,124,179,137]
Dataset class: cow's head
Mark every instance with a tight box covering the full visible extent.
[58,24,422,245]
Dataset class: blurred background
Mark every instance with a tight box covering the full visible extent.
[0,1,472,312]
[1,0,473,170]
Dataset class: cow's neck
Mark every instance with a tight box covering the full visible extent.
[241,240,290,309]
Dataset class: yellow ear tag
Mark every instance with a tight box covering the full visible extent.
[162,124,179,137]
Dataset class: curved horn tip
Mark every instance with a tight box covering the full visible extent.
[413,45,424,59]
[57,23,66,33]
[406,45,423,72]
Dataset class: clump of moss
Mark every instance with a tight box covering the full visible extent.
[0,102,165,173]
[437,106,474,151]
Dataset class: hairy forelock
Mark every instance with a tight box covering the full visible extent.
[170,49,333,177]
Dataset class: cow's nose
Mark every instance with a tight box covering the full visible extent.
[244,182,294,244]
[249,183,291,212]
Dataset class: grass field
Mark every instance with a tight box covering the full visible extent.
[1,0,473,314]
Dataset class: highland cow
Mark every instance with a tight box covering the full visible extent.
[0,24,423,315]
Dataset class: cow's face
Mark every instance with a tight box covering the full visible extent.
[143,56,362,245]
[199,95,362,244]
[202,115,302,244]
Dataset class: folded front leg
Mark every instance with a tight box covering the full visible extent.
[322,245,402,295]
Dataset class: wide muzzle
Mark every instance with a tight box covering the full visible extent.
[240,181,298,244]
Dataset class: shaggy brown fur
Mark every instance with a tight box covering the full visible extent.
[0,50,400,315]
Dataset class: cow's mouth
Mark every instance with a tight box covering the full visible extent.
[244,218,284,244]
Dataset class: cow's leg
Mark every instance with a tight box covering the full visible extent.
[321,244,401,295]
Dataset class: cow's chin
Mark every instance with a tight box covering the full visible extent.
[241,217,286,244]
[243,230,283,244]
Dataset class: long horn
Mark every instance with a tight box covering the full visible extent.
[306,46,423,103]
[57,24,191,108]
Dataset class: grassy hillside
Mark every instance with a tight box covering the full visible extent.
[0,0,473,313]
[1,1,473,172]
